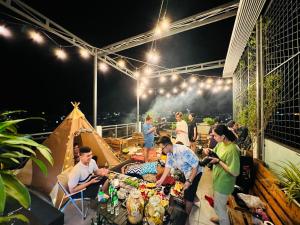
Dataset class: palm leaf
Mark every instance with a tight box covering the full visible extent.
[1,173,31,209]
[0,174,6,213]
[0,213,29,223]
[31,157,48,176]
[0,110,26,117]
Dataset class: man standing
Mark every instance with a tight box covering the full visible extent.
[175,112,190,147]
[156,136,203,225]
[68,146,109,198]
[188,113,198,152]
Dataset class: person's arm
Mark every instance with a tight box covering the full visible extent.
[70,177,100,193]
[183,166,197,190]
[95,168,109,177]
[193,127,197,141]
[156,167,171,186]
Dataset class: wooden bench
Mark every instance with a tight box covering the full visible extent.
[228,159,300,225]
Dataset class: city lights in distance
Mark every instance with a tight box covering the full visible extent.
[0,25,12,38]
[28,30,44,44]
[54,48,67,60]
[99,62,109,72]
[79,48,90,59]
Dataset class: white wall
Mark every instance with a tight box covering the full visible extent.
[264,138,300,171]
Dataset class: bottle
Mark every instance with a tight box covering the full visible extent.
[113,189,119,207]
[97,185,104,202]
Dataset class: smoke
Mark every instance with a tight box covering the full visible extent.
[144,89,232,119]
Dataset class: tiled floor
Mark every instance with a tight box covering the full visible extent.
[63,167,216,225]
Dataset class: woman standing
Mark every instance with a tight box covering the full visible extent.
[142,115,156,162]
[175,112,190,147]
[204,124,240,225]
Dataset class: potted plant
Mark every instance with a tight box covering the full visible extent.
[274,161,300,206]
[0,111,53,223]
[202,117,215,126]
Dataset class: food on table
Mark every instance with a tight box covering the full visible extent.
[145,195,165,225]
[108,172,116,180]
[146,182,156,188]
[126,190,144,224]
[160,199,169,208]
[170,182,184,197]
[122,148,129,154]
[174,182,184,192]
[124,177,139,188]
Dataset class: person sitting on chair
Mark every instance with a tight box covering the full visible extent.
[68,146,109,198]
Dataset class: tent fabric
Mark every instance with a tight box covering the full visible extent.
[21,103,120,205]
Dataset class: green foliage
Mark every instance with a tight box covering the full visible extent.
[203,117,215,126]
[0,111,53,223]
[274,161,300,202]
[182,114,189,123]
[170,122,176,130]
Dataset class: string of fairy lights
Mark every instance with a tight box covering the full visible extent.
[0,0,232,102]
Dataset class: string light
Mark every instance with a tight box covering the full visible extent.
[99,62,109,72]
[159,88,165,94]
[134,71,140,78]
[205,84,212,89]
[0,25,12,38]
[172,87,178,94]
[206,78,213,84]
[79,48,90,59]
[226,79,232,84]
[181,81,187,89]
[148,89,153,94]
[54,48,67,60]
[197,90,203,95]
[187,86,193,92]
[28,30,44,44]
[199,82,205,88]
[117,59,126,68]
[216,79,223,85]
[144,67,153,75]
[146,49,160,64]
[166,92,171,98]
[141,77,150,86]
[190,76,197,83]
[141,94,148,99]
[154,26,162,37]
[160,17,170,31]
[180,92,185,97]
[171,73,179,81]
[159,76,166,83]
[224,85,231,91]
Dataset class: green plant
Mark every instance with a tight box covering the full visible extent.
[274,161,300,203]
[182,114,189,123]
[170,122,176,130]
[203,117,215,126]
[0,111,53,223]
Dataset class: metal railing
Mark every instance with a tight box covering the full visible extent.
[99,123,137,138]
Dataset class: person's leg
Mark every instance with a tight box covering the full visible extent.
[184,200,193,225]
[143,147,149,162]
[213,191,230,225]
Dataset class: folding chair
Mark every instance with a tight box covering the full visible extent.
[57,171,89,220]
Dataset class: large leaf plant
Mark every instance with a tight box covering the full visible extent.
[0,111,53,223]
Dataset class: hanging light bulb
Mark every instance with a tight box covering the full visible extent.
[79,48,90,59]
[148,89,153,94]
[226,79,232,84]
[54,48,67,60]
[159,88,165,94]
[190,76,197,83]
[117,59,126,68]
[142,78,149,86]
[134,70,140,78]
[171,73,179,81]
[199,82,205,88]
[197,90,203,95]
[173,87,178,94]
[159,76,166,83]
[216,79,223,85]
[160,17,170,31]
[154,26,162,37]
[28,30,44,44]
[224,85,231,91]
[205,83,212,89]
[187,86,193,92]
[206,78,213,84]
[180,92,185,97]
[181,81,187,88]
[99,62,109,72]
[142,94,148,99]
[0,25,12,38]
[146,49,160,63]
[144,67,153,75]
[166,93,171,98]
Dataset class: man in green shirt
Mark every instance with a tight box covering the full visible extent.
[204,125,240,225]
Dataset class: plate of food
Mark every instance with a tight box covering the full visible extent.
[146,182,156,189]
[170,182,184,197]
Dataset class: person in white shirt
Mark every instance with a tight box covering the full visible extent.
[68,146,109,198]
[175,112,190,147]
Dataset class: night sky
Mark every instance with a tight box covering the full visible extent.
[0,0,235,131]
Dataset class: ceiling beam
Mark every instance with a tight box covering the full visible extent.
[0,0,136,79]
[148,59,225,78]
[98,1,238,56]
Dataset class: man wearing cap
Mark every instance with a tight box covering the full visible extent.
[156,136,203,225]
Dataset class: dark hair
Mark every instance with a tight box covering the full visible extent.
[73,142,79,147]
[190,113,195,118]
[175,141,184,145]
[226,120,236,128]
[79,146,91,154]
[157,136,172,146]
[214,117,221,124]
[213,124,237,142]
[175,112,183,117]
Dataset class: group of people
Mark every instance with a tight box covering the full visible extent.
[67,114,242,225]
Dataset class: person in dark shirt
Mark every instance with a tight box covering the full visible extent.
[227,120,251,149]
[188,113,198,151]
[208,118,220,149]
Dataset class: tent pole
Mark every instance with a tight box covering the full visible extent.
[136,78,140,131]
[93,49,98,129]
